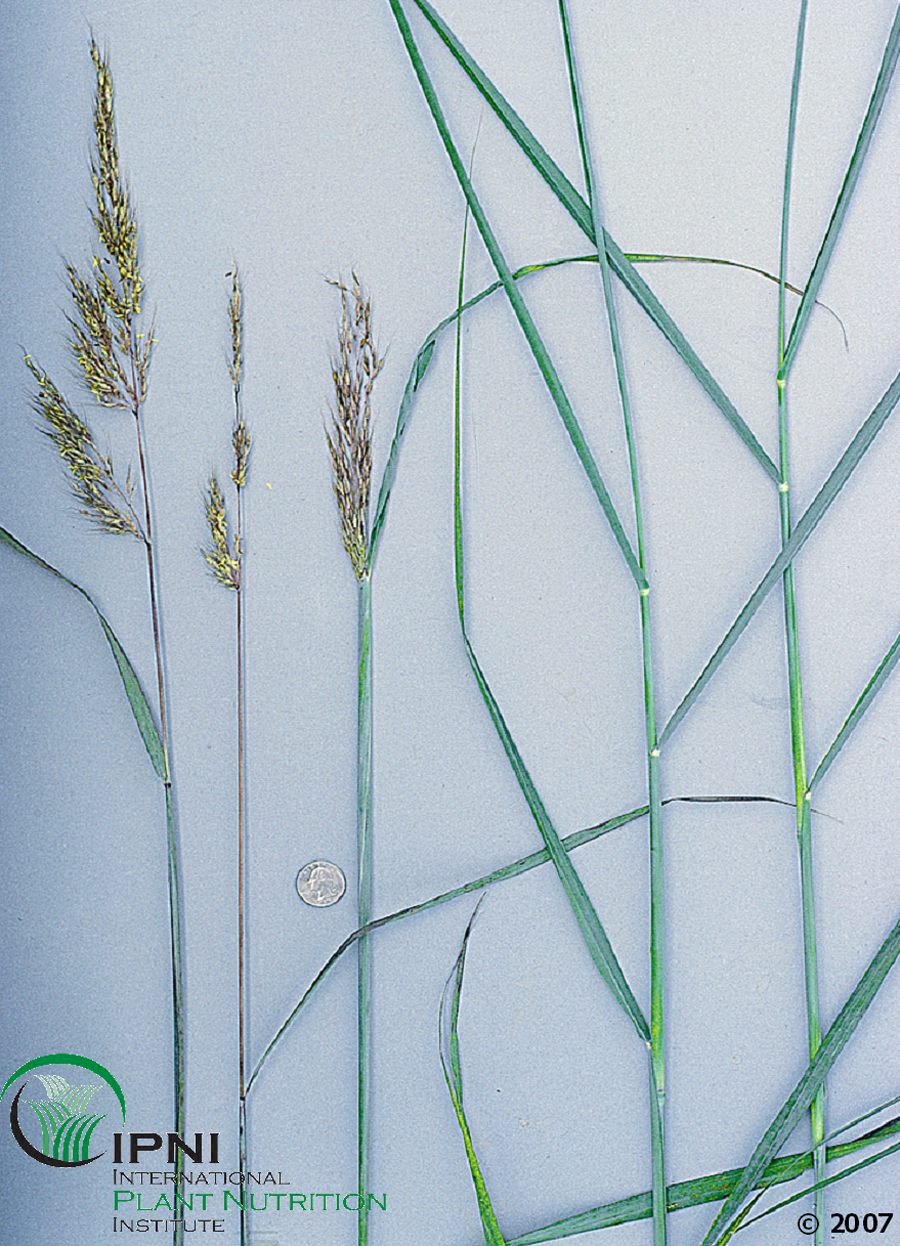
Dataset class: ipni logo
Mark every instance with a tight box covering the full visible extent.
[1,1053,126,1168]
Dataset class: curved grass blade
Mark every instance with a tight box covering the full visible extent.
[809,628,900,791]
[371,246,803,574]
[440,905,506,1246]
[660,367,900,747]
[0,525,166,780]
[248,794,800,1087]
[698,904,900,1246]
[502,1113,900,1245]
[628,254,847,347]
[781,2,900,378]
[406,0,779,484]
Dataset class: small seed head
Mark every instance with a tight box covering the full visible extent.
[326,275,383,579]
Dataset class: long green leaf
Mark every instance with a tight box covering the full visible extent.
[660,368,900,746]
[809,628,900,791]
[502,1112,900,1245]
[406,0,779,484]
[371,247,801,575]
[440,909,507,1246]
[388,0,646,588]
[247,794,800,1086]
[449,183,649,1043]
[781,2,900,377]
[699,904,900,1246]
[738,1138,900,1233]
[0,526,166,780]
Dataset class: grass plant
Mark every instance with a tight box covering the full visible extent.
[14,41,186,1246]
[203,269,251,1246]
[326,275,384,1246]
[555,4,666,1238]
[380,0,900,1240]
[774,4,826,1239]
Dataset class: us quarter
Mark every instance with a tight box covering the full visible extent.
[296,860,346,907]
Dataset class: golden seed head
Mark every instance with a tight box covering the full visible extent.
[326,274,383,579]
[228,269,243,392]
[232,420,251,489]
[25,354,142,539]
[204,476,241,590]
[89,40,142,320]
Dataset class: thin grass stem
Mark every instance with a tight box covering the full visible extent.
[357,571,374,1246]
[556,3,665,1238]
[776,9,825,1239]
[325,275,380,1246]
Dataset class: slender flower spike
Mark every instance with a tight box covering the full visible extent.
[204,476,241,590]
[90,40,142,319]
[232,420,251,490]
[326,275,383,579]
[25,355,142,539]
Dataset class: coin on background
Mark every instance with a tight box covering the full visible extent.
[296,860,346,907]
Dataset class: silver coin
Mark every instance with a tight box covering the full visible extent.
[296,860,346,907]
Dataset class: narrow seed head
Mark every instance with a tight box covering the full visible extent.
[228,270,243,393]
[326,275,383,579]
[227,270,251,489]
[204,476,241,590]
[25,354,142,539]
[232,420,251,490]
[90,40,142,319]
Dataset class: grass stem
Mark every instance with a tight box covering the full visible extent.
[357,571,374,1246]
[776,7,825,1241]
[557,4,666,1237]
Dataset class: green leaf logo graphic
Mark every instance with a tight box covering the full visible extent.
[25,1077,106,1163]
[2,1054,125,1168]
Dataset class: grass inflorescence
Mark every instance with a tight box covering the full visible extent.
[326,275,383,581]
[326,273,384,1246]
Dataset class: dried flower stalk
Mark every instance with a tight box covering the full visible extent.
[326,275,383,579]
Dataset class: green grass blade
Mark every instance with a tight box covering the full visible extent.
[699,905,900,1246]
[248,796,795,1087]
[809,628,900,791]
[388,0,646,588]
[556,5,666,1240]
[407,0,779,484]
[0,525,167,780]
[439,908,507,1246]
[825,1094,900,1144]
[739,1139,900,1234]
[781,2,900,378]
[660,368,900,746]
[459,637,650,1041]
[448,182,648,1042]
[604,236,779,483]
[503,1114,900,1244]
